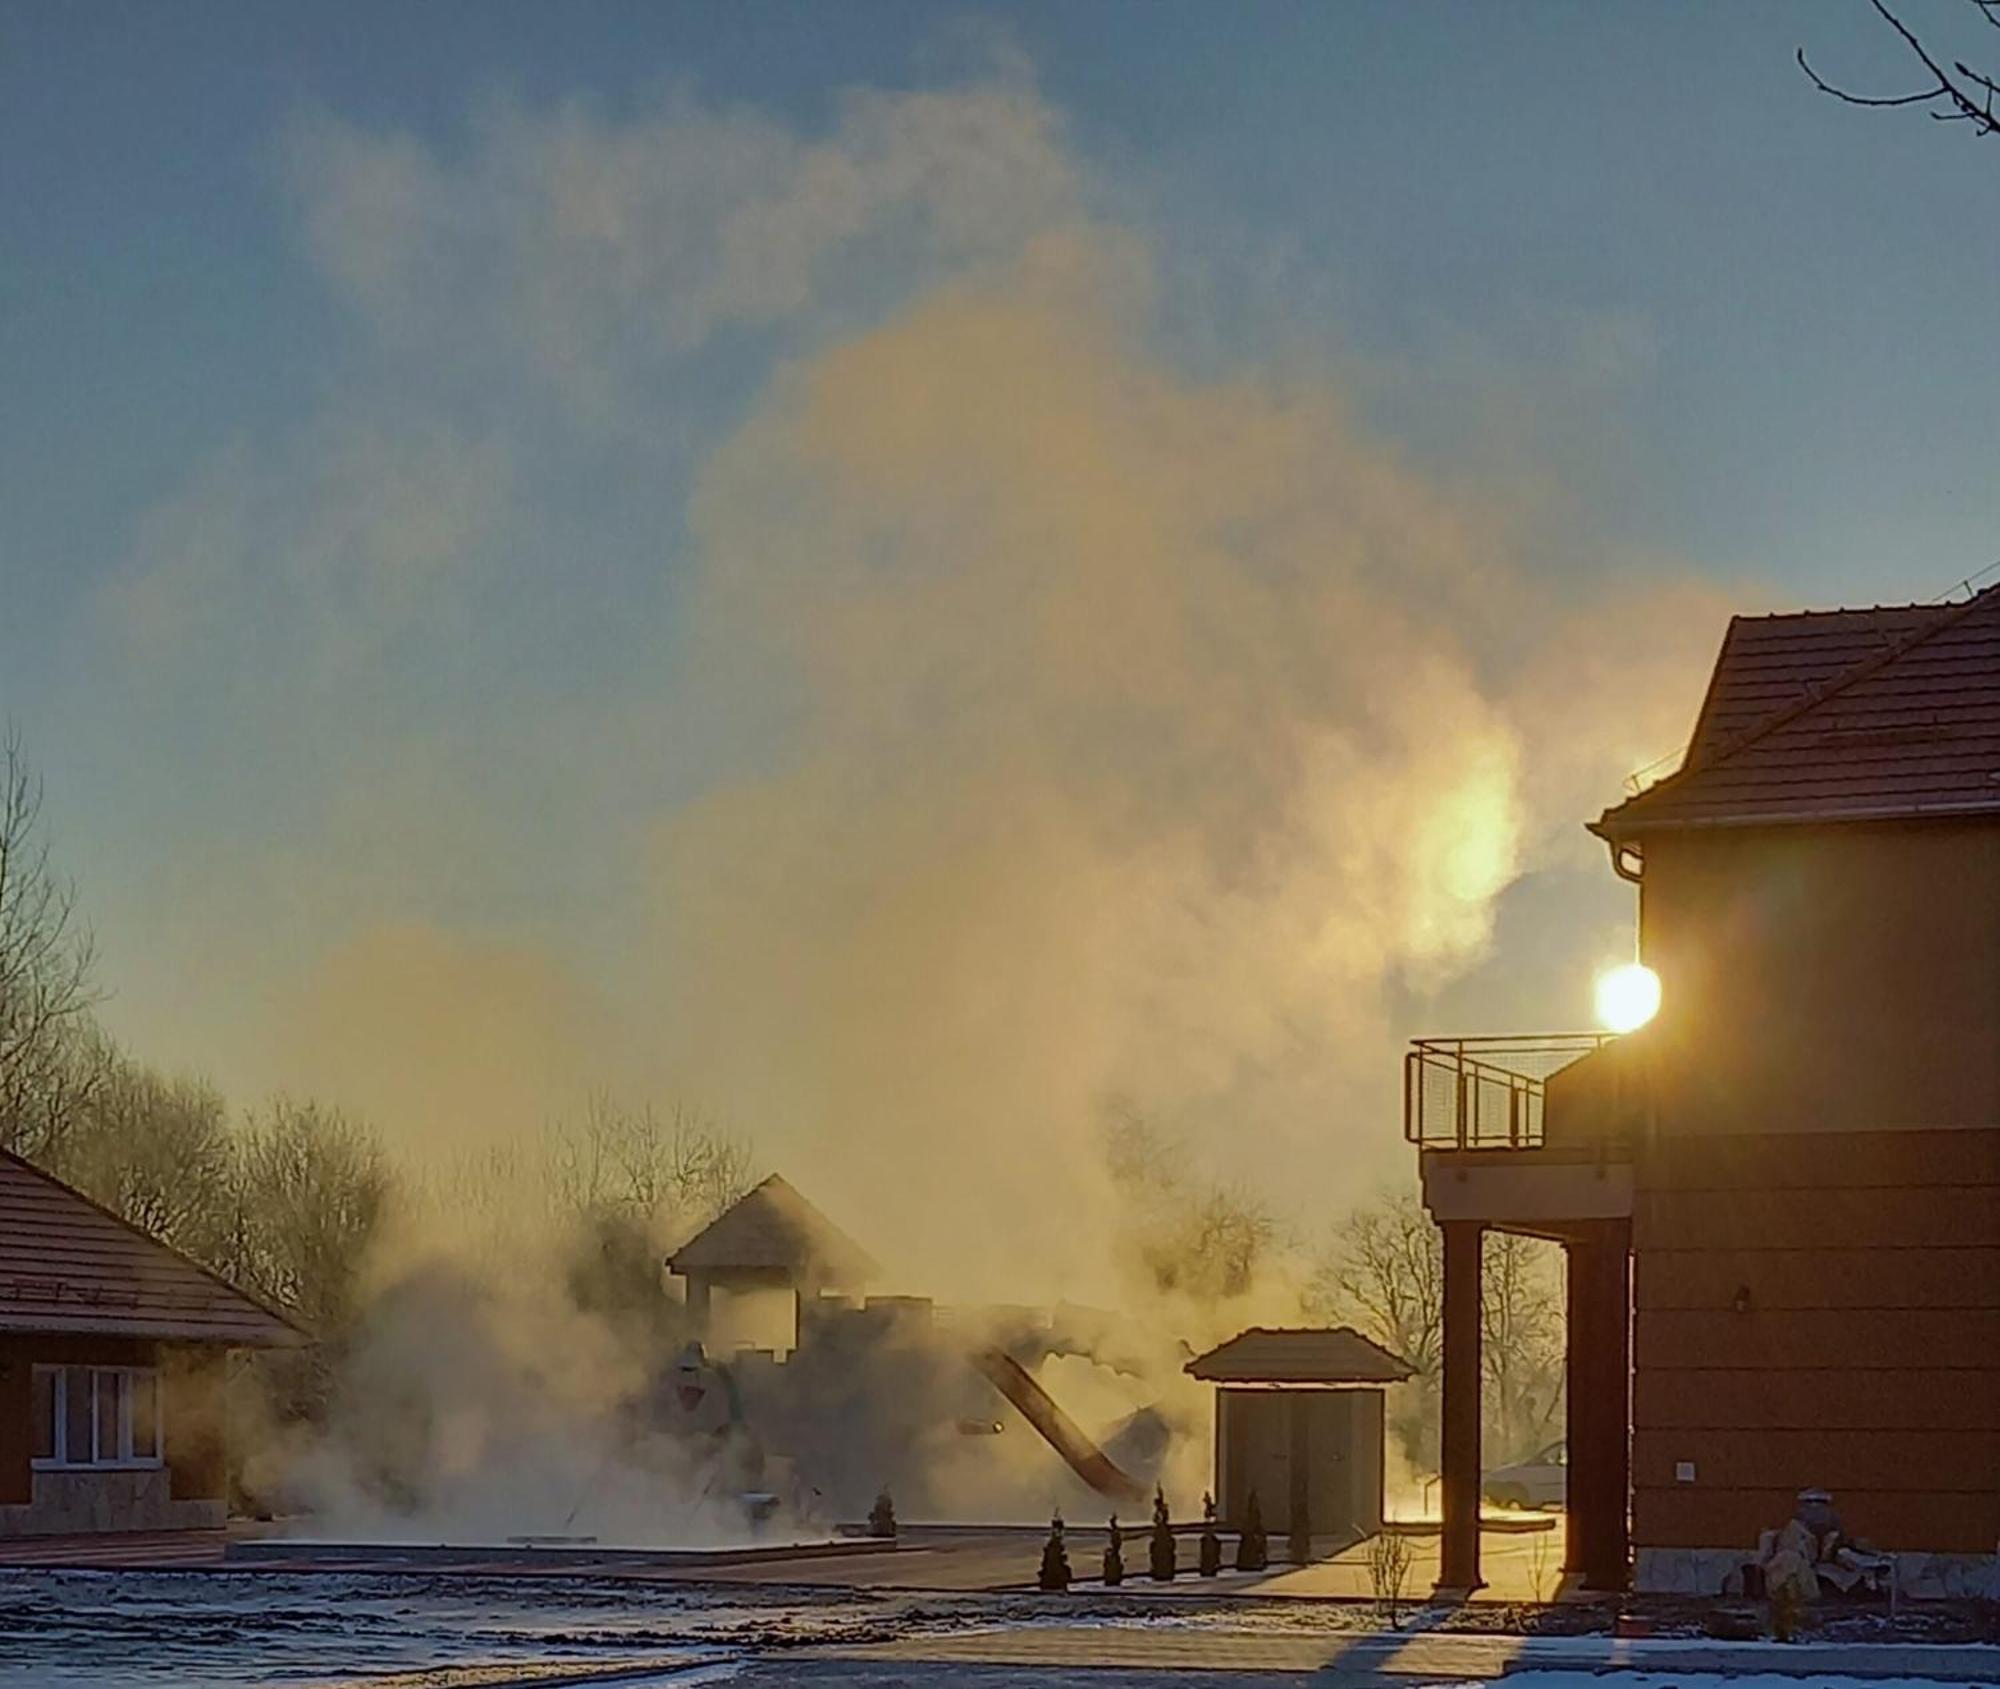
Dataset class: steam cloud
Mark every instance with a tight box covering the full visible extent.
[95,62,1732,1310]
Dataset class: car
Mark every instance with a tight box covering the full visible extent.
[1483,1439,1566,1510]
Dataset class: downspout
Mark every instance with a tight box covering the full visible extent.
[1586,816,1643,884]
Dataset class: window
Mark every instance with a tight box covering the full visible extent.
[29,1367,162,1469]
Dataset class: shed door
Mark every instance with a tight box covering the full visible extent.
[1223,1390,1298,1532]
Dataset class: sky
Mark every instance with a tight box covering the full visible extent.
[3,2,1997,1292]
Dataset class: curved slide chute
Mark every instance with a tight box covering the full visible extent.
[972,1348,1149,1504]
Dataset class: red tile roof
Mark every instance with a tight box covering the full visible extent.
[0,1152,302,1346]
[1594,583,2000,836]
[1184,1325,1414,1384]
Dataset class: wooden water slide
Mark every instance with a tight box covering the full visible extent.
[972,1348,1148,1503]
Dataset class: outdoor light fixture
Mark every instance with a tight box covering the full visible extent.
[1594,961,1661,1033]
[1732,1284,1754,1316]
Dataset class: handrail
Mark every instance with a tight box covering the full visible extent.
[1403,1033,1614,1149]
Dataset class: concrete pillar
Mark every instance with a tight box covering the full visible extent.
[1562,1237,1588,1576]
[1568,1219,1632,1592]
[1595,1219,1632,1592]
[1439,1219,1484,1592]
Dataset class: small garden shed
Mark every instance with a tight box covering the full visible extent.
[1186,1326,1412,1546]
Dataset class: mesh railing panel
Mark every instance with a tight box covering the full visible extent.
[1403,1035,1612,1148]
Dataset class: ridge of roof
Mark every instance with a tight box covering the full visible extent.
[1594,581,2000,838]
[0,1149,307,1345]
[1725,600,1952,622]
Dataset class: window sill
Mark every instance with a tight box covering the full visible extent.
[30,1460,165,1474]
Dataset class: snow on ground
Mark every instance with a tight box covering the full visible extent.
[4,1571,1997,1687]
[0,1570,866,1686]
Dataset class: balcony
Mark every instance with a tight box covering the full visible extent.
[1403,1033,1615,1150]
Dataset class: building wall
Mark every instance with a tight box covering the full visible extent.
[1629,820,2000,1573]
[0,1334,231,1536]
[1638,820,2000,1136]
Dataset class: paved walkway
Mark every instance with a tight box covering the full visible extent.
[0,1528,228,1568]
[622,1520,1567,1600]
[815,1627,2000,1681]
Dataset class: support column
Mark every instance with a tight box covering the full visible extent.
[1438,1220,1484,1592]
[1562,1237,1590,1576]
[1569,1219,1632,1592]
[1594,1219,1632,1592]
[684,1273,712,1329]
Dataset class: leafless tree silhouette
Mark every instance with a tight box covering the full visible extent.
[1800,1,2000,138]
[0,729,103,1159]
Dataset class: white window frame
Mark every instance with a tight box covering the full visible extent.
[29,1365,164,1471]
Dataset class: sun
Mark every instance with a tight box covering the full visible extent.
[1594,962,1661,1034]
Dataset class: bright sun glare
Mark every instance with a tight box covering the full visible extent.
[1594,962,1661,1034]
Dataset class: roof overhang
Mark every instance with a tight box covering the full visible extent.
[0,1312,307,1347]
[1593,795,2000,841]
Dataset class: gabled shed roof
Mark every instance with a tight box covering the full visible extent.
[1184,1325,1413,1385]
[1595,582,2000,837]
[0,1152,303,1346]
[666,1174,877,1285]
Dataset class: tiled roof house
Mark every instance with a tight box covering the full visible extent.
[0,1151,301,1538]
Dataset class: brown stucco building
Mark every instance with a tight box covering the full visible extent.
[0,1151,301,1536]
[1412,583,2000,1596]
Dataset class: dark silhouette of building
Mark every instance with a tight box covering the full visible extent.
[667,1174,877,1350]
[1409,584,2000,1595]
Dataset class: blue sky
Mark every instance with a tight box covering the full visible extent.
[3,3,1996,1278]
[7,0,1995,637]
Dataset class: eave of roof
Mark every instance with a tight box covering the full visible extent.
[1184,1325,1414,1385]
[0,1152,306,1348]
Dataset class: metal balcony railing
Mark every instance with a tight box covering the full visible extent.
[1403,1033,1614,1149]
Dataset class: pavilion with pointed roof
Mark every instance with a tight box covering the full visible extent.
[666,1174,877,1346]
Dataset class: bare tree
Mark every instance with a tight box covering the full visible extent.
[539,1095,757,1332]
[1800,1,2000,139]
[223,1098,391,1334]
[544,1093,755,1230]
[54,1059,235,1257]
[1101,1112,1279,1305]
[1307,1191,1443,1394]
[1308,1192,1566,1470]
[0,730,103,1160]
[1480,1230,1566,1464]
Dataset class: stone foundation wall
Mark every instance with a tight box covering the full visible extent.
[0,1469,224,1537]
[1637,1545,2000,1601]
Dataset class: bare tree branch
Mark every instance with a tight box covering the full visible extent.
[1800,0,2000,137]
[0,728,105,1159]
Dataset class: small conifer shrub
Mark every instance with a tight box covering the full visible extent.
[1037,1510,1072,1592]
